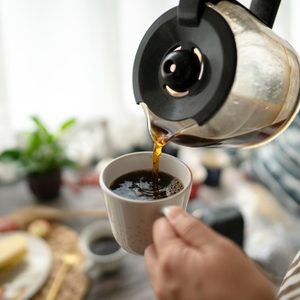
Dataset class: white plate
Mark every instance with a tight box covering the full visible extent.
[0,232,52,300]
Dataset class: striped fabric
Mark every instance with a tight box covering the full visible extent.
[278,251,300,300]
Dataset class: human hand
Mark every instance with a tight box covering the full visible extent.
[145,207,276,300]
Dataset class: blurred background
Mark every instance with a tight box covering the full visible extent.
[0,0,299,153]
[0,1,300,299]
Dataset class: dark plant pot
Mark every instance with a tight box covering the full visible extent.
[27,169,62,200]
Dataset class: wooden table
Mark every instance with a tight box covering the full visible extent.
[0,181,156,300]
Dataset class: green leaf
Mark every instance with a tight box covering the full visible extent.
[31,116,50,136]
[25,131,42,154]
[31,116,55,144]
[61,158,77,168]
[59,118,76,132]
[0,149,21,161]
[1,116,76,175]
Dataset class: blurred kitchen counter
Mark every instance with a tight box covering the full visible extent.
[0,181,155,300]
[2,166,300,296]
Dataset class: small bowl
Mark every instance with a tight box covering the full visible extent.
[80,219,127,277]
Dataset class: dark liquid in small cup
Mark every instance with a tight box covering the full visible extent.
[90,236,120,255]
[109,170,184,201]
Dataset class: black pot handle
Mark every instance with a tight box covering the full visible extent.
[178,0,281,28]
[249,0,281,28]
[178,0,205,26]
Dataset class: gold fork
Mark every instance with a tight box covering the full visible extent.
[46,253,79,300]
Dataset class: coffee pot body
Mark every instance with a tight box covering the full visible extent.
[133,0,300,148]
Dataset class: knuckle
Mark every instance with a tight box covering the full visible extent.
[158,242,185,274]
[159,252,173,273]
[181,219,200,239]
[155,287,165,300]
[144,254,151,269]
[144,245,152,257]
[153,280,167,300]
[153,275,179,300]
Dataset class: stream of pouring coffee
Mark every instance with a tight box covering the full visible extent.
[152,134,168,178]
[152,136,168,198]
[150,125,169,179]
[143,103,193,192]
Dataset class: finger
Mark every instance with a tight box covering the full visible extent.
[144,244,158,278]
[145,243,158,260]
[163,206,216,248]
[152,217,179,249]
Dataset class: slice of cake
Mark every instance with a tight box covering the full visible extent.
[0,234,27,271]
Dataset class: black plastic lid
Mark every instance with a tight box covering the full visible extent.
[133,4,237,125]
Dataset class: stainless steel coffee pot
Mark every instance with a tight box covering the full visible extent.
[133,0,300,148]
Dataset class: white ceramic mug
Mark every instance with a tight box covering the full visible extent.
[80,219,127,277]
[99,151,192,255]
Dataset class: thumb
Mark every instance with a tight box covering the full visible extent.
[162,206,216,248]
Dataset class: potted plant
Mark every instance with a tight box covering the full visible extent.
[0,116,76,200]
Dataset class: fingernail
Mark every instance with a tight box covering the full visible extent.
[162,206,183,223]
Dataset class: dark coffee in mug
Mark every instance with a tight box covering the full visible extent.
[109,170,184,201]
[90,236,120,255]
